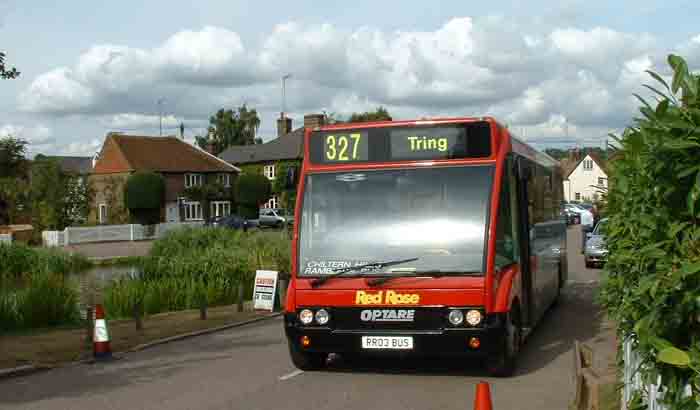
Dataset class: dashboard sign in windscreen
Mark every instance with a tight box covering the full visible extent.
[298,166,493,276]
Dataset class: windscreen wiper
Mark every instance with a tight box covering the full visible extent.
[366,270,463,286]
[310,257,419,288]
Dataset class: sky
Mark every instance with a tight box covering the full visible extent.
[1,0,700,157]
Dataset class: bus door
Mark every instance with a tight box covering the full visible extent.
[515,156,538,328]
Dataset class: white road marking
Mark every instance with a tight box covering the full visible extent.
[278,369,304,381]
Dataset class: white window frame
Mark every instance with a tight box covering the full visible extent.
[263,195,279,210]
[98,203,108,224]
[263,164,276,180]
[217,173,231,187]
[583,159,593,171]
[598,177,605,186]
[210,201,231,218]
[575,192,581,201]
[183,201,203,221]
[185,173,203,188]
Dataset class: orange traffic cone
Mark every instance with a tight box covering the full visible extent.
[93,304,112,360]
[474,381,493,410]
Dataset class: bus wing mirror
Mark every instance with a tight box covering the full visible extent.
[286,166,298,190]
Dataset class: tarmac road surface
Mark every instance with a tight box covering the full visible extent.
[0,226,613,410]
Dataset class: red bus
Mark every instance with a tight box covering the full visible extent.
[284,117,566,376]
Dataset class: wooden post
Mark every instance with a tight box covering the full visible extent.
[133,301,143,331]
[237,282,244,312]
[85,307,93,357]
[199,297,207,320]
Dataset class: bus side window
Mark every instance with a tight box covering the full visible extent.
[496,160,520,268]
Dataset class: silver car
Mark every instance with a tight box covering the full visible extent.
[584,218,608,268]
[258,208,293,228]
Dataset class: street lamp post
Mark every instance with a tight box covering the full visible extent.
[157,98,165,136]
[281,74,292,116]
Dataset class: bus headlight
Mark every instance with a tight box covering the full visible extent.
[465,310,483,326]
[448,309,464,326]
[299,309,314,325]
[315,309,330,325]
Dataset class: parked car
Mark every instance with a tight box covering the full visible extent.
[563,203,584,224]
[584,217,608,268]
[258,208,293,228]
[207,214,257,230]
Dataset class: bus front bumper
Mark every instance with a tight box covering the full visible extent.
[284,313,507,357]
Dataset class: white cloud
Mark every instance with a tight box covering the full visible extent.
[103,113,181,129]
[0,124,53,145]
[16,20,700,148]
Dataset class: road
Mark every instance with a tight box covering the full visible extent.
[0,226,614,410]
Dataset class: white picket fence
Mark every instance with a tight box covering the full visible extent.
[42,221,205,247]
[622,336,693,410]
[0,233,12,243]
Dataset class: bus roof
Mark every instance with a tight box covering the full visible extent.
[305,116,558,170]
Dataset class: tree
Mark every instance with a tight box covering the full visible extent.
[195,104,261,155]
[125,172,165,225]
[235,173,271,219]
[347,106,392,123]
[0,137,28,178]
[0,136,29,224]
[0,52,20,80]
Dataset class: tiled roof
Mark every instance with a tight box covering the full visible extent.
[93,134,239,174]
[46,156,93,175]
[219,128,304,165]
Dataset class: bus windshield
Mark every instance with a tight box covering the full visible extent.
[298,165,494,276]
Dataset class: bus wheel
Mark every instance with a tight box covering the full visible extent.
[288,341,328,371]
[486,307,521,377]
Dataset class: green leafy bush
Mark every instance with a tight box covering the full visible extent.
[599,55,700,408]
[125,171,164,224]
[235,173,271,218]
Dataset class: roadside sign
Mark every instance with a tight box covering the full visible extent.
[253,270,278,311]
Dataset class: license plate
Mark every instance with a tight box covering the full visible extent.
[361,336,413,350]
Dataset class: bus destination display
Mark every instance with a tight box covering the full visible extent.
[310,122,491,164]
[389,127,465,160]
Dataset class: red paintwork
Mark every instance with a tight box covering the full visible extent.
[287,117,524,315]
[492,265,521,313]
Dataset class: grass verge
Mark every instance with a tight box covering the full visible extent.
[0,304,271,370]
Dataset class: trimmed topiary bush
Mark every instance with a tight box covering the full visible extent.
[235,173,271,218]
[125,171,165,225]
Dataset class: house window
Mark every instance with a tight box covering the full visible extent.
[263,195,279,209]
[210,201,231,218]
[185,173,203,188]
[583,159,593,171]
[183,201,203,221]
[263,164,276,180]
[575,193,581,201]
[98,203,108,224]
[217,173,231,187]
[598,177,605,186]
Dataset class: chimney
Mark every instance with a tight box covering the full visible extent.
[277,112,292,138]
[303,113,325,130]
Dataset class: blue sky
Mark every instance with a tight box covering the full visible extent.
[1,0,699,156]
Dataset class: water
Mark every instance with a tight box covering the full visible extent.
[76,264,142,283]
[71,264,142,318]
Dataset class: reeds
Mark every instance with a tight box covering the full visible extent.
[103,228,291,319]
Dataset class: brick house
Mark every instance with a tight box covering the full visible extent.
[89,133,239,224]
[219,113,324,210]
